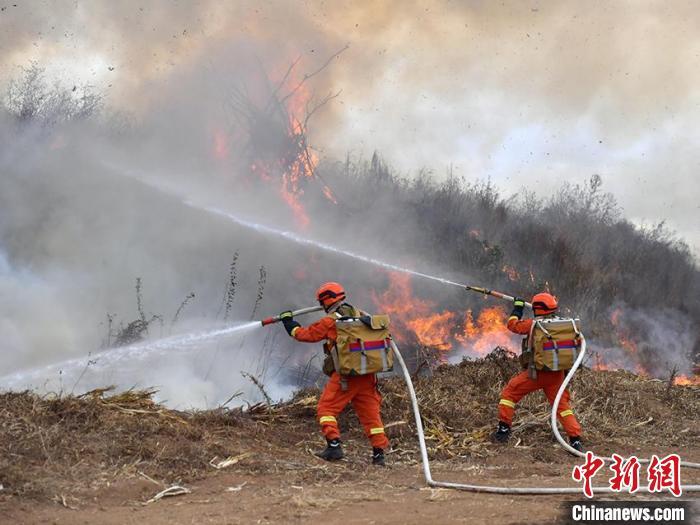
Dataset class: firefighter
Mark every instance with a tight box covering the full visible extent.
[491,292,584,452]
[278,282,390,465]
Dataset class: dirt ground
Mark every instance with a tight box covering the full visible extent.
[2,442,699,525]
[2,358,698,524]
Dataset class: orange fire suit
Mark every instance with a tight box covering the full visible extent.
[291,315,390,449]
[498,316,582,437]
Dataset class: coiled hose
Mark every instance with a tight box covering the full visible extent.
[390,339,700,495]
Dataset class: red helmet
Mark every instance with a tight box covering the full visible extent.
[531,292,558,316]
[316,282,346,309]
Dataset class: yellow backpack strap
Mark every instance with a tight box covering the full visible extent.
[326,311,342,377]
[570,318,581,336]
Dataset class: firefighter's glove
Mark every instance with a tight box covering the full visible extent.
[510,297,525,319]
[359,315,373,328]
[279,311,301,337]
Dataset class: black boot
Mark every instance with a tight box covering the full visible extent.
[372,447,386,466]
[490,421,511,443]
[316,438,344,461]
[569,436,585,453]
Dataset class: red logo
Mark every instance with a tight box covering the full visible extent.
[573,453,683,498]
[647,454,682,497]
[609,454,640,493]
[572,451,605,498]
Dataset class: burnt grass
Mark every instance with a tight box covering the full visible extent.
[1,349,698,499]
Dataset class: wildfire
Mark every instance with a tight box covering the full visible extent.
[371,272,517,359]
[593,353,613,371]
[608,308,649,376]
[270,66,338,227]
[280,171,311,229]
[371,273,456,354]
[322,184,338,205]
[456,306,516,356]
[673,375,700,386]
[370,280,696,382]
[214,56,339,230]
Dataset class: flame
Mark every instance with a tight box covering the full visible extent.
[609,308,649,376]
[371,273,455,355]
[456,306,516,356]
[280,172,310,228]
[593,353,614,371]
[371,272,517,359]
[272,74,327,228]
[406,311,456,352]
[322,184,338,205]
[216,59,337,229]
[673,375,700,386]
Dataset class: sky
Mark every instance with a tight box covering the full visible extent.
[1,0,698,253]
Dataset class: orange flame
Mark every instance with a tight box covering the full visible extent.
[371,272,517,359]
[280,172,310,229]
[456,306,516,356]
[593,353,614,371]
[226,61,337,229]
[371,273,455,354]
[673,374,700,386]
[609,308,649,376]
[322,185,338,205]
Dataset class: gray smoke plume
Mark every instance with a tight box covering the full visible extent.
[1,1,699,252]
[589,304,698,379]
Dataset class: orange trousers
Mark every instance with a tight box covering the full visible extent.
[498,369,582,437]
[317,372,390,449]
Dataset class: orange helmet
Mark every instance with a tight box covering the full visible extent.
[531,292,558,316]
[316,282,346,309]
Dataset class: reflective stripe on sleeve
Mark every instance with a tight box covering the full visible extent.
[507,316,519,321]
[291,326,300,337]
[499,399,516,408]
[559,409,574,418]
[319,415,337,424]
[370,427,385,435]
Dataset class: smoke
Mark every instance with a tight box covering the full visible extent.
[2,2,699,249]
[0,84,332,407]
[0,58,456,407]
[589,304,698,378]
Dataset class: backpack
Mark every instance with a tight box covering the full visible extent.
[322,305,394,377]
[525,317,582,372]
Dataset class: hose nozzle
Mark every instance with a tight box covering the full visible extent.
[259,305,324,327]
[465,285,490,295]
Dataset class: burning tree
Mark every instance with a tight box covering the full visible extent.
[225,47,347,228]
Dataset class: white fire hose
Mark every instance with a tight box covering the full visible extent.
[390,339,700,494]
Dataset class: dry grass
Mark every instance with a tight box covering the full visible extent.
[0,387,251,497]
[1,350,697,499]
[376,348,699,458]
